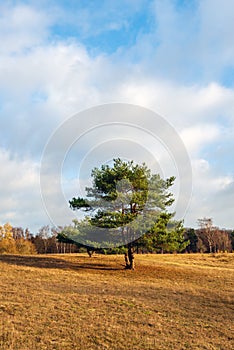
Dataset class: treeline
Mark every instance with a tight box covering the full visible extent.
[0,223,36,255]
[0,220,234,255]
[128,227,233,254]
[0,224,78,255]
[57,217,234,255]
[185,218,234,253]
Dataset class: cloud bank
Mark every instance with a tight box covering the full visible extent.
[0,0,233,231]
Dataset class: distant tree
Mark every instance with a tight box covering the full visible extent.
[68,158,175,269]
[15,238,36,255]
[24,228,33,241]
[37,225,51,253]
[196,218,232,253]
[185,228,198,253]
[212,228,232,252]
[51,227,61,253]
[197,218,216,253]
[32,226,54,254]
[0,223,16,254]
[0,223,14,240]
[31,235,45,254]
[196,236,207,253]
[231,231,234,251]
[12,227,24,240]
[0,224,36,255]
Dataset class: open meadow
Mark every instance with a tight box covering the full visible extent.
[0,253,233,350]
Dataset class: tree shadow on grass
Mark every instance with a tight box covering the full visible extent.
[0,254,122,271]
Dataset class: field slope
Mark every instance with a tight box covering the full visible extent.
[0,253,233,350]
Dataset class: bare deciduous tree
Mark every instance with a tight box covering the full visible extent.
[197,218,232,253]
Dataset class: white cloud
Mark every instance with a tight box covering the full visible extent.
[198,0,234,69]
[186,158,234,228]
[0,4,53,54]
[180,124,220,155]
[0,148,48,231]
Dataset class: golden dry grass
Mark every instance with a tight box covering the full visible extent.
[0,253,233,350]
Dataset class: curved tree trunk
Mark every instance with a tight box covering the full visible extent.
[87,248,94,257]
[124,245,135,270]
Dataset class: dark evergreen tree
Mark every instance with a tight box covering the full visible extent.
[67,158,179,269]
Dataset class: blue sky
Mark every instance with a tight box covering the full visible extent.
[0,0,234,231]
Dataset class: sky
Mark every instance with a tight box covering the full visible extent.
[0,0,234,233]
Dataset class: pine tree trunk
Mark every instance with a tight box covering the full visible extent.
[128,246,135,270]
[87,248,94,257]
[124,246,135,270]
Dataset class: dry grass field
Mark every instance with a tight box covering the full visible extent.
[0,253,233,350]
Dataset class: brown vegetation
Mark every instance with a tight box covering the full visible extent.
[0,253,233,350]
